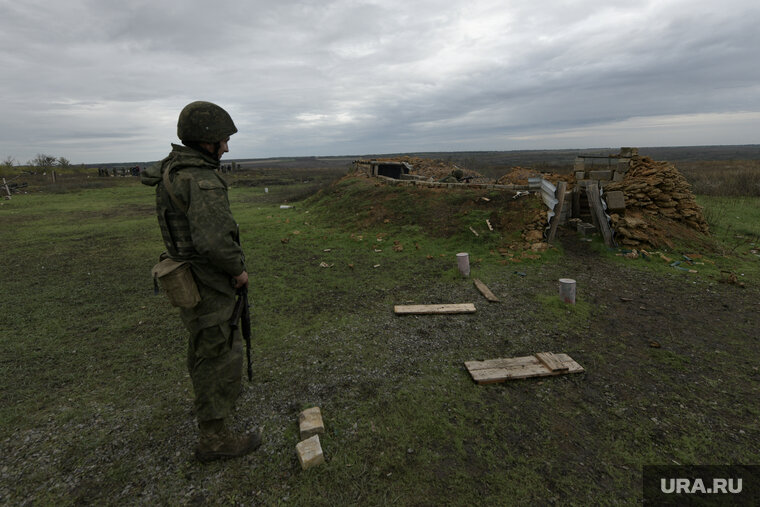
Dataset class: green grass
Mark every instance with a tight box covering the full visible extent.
[698,195,760,242]
[1,177,758,505]
[534,294,594,331]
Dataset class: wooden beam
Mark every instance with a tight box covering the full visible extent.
[547,181,568,243]
[394,303,476,315]
[473,279,499,303]
[585,183,615,247]
[572,187,580,218]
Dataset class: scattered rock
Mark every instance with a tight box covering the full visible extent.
[296,435,325,470]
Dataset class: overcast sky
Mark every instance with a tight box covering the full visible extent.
[1,0,759,164]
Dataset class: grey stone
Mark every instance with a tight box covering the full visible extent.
[604,190,626,213]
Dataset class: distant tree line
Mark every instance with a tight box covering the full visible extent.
[1,153,71,172]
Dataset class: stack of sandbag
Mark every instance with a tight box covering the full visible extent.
[604,156,708,247]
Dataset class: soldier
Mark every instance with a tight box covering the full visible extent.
[439,168,464,183]
[141,101,261,462]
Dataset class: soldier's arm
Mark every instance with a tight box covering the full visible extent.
[185,176,245,277]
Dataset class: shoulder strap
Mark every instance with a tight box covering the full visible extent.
[162,168,187,212]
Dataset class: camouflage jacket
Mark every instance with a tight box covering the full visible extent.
[142,144,244,330]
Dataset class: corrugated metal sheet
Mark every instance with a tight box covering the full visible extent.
[540,178,558,210]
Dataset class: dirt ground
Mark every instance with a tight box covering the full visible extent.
[557,229,758,339]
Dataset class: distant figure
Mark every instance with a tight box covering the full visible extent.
[439,168,464,183]
[141,101,261,462]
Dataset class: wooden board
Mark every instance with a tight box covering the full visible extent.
[473,279,500,303]
[585,183,615,247]
[535,352,569,372]
[547,181,568,243]
[465,353,584,384]
[394,303,476,315]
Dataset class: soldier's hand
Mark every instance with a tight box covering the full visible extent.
[233,270,249,289]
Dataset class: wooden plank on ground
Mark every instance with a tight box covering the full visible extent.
[535,352,569,372]
[394,303,476,315]
[464,353,584,384]
[473,279,499,303]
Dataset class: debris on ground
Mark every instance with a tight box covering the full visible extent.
[465,352,585,384]
[473,279,500,303]
[719,271,746,288]
[296,435,324,470]
[298,407,325,440]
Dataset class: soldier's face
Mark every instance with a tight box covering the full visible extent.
[217,138,230,159]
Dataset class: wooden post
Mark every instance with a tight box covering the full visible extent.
[547,181,567,243]
[3,177,11,199]
[52,170,57,183]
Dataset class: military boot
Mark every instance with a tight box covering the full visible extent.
[195,419,262,463]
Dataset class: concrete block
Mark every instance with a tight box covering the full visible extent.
[574,157,585,170]
[577,222,595,236]
[298,407,325,440]
[574,171,585,180]
[589,170,613,181]
[604,190,626,213]
[612,170,625,182]
[296,435,324,470]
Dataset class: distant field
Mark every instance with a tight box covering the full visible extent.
[4,145,760,197]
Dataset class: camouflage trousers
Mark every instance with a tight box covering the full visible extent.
[186,322,243,422]
[178,265,243,423]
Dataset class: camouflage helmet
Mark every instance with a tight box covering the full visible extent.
[177,101,238,143]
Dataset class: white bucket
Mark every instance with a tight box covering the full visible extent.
[559,278,576,304]
[457,252,470,277]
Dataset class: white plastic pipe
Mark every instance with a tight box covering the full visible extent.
[559,278,576,304]
[457,252,470,277]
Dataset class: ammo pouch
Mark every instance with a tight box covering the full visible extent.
[152,257,201,308]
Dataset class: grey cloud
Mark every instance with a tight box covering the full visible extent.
[1,0,758,163]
